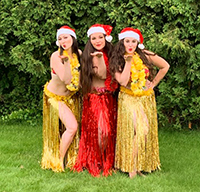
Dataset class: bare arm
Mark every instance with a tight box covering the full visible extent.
[114,55,132,86]
[91,52,107,79]
[78,49,82,56]
[146,51,170,88]
[50,51,72,85]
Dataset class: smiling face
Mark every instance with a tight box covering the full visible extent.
[90,32,106,51]
[58,34,73,51]
[123,37,138,54]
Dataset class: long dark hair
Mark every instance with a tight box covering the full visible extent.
[80,35,113,96]
[59,36,81,63]
[110,39,156,81]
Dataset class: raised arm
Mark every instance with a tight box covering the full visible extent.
[50,51,72,85]
[114,55,132,86]
[91,52,107,79]
[146,51,170,88]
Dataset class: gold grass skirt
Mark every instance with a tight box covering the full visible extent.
[41,83,81,172]
[115,89,161,173]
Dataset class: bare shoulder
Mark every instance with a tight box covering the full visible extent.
[50,51,60,67]
[143,49,169,68]
[51,50,59,58]
[142,49,155,55]
[142,49,157,62]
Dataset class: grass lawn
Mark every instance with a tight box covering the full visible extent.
[0,121,200,192]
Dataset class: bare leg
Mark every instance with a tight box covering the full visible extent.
[129,111,138,178]
[58,101,78,167]
[98,111,109,152]
[137,107,148,177]
[129,142,146,178]
[129,107,148,178]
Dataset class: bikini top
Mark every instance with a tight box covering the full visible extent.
[51,68,56,74]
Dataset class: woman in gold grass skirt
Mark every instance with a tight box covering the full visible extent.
[110,27,170,178]
[41,26,81,172]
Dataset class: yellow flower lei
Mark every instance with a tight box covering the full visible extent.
[129,52,153,96]
[61,49,80,92]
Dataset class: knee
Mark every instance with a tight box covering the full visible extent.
[68,121,78,135]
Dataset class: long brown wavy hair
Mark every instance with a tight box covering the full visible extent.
[80,35,113,96]
[110,39,156,81]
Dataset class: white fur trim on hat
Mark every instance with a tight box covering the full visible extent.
[56,28,77,40]
[138,43,145,49]
[87,27,106,37]
[118,31,140,41]
[105,35,113,42]
[56,40,60,46]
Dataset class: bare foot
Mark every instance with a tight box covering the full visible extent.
[129,171,137,179]
[137,171,146,177]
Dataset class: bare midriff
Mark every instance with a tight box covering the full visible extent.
[47,73,71,96]
[91,74,106,88]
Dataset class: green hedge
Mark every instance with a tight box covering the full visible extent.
[0,0,199,128]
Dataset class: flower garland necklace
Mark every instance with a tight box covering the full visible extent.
[60,49,80,92]
[129,52,152,96]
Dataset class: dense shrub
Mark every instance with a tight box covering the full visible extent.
[0,0,199,129]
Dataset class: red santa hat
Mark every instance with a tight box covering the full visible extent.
[118,27,145,49]
[87,24,113,42]
[56,25,77,46]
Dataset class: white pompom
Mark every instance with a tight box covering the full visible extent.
[138,43,145,49]
[105,35,113,42]
[56,40,60,46]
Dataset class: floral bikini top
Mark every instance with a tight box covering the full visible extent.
[51,68,56,74]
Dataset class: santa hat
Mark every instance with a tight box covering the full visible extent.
[56,25,77,46]
[87,24,113,42]
[118,27,145,49]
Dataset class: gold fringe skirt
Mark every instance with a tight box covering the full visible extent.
[115,88,160,173]
[41,83,81,172]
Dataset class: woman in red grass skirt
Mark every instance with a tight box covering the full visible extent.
[73,24,118,177]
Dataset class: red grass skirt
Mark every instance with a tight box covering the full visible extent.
[73,91,117,177]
